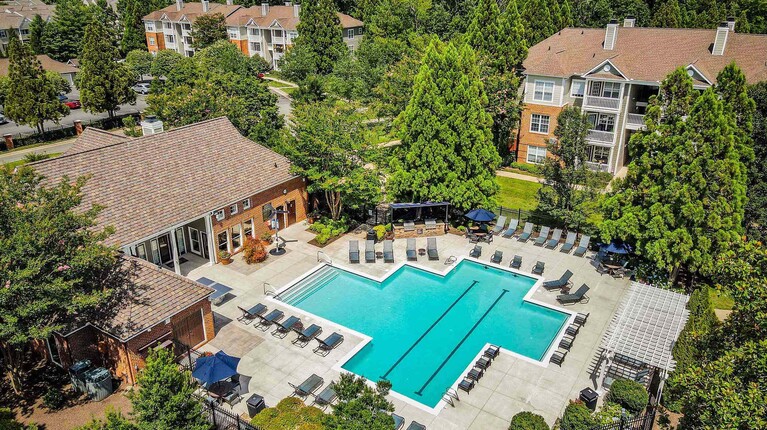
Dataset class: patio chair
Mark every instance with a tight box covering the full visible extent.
[510,255,522,269]
[546,228,563,249]
[314,332,344,356]
[237,303,267,324]
[404,221,415,232]
[469,244,482,258]
[293,324,322,346]
[534,226,551,246]
[407,422,427,430]
[550,350,567,366]
[532,261,545,275]
[491,250,503,264]
[272,315,302,338]
[574,235,591,257]
[560,232,577,253]
[383,240,394,263]
[365,240,376,263]
[574,312,590,326]
[393,414,405,430]
[491,215,507,235]
[427,238,439,260]
[518,222,534,242]
[425,219,437,230]
[256,309,284,329]
[406,238,417,261]
[542,270,573,290]
[557,284,590,305]
[502,218,519,238]
[290,373,324,397]
[457,378,475,393]
[348,240,360,263]
[312,384,337,407]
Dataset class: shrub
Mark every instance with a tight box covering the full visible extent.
[509,411,548,430]
[242,236,268,264]
[42,386,65,410]
[605,379,649,413]
[560,401,595,430]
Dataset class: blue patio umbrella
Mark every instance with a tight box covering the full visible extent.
[192,351,240,387]
[600,240,633,255]
[464,209,496,223]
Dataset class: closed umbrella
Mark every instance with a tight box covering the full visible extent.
[192,351,240,387]
[464,209,496,223]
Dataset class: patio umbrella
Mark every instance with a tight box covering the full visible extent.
[192,351,241,387]
[464,209,496,223]
[600,240,633,255]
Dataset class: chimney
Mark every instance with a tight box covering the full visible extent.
[140,116,164,135]
[176,0,183,11]
[623,16,635,27]
[604,19,618,50]
[261,2,269,15]
[293,3,300,17]
[74,120,83,136]
[713,21,729,55]
[726,16,735,32]
[202,0,209,12]
[3,134,13,150]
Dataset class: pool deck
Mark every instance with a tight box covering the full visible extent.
[189,223,630,428]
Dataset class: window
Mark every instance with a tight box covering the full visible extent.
[527,146,547,164]
[217,231,229,251]
[347,29,354,39]
[262,203,274,221]
[244,219,254,238]
[145,22,155,32]
[229,203,238,215]
[136,243,147,260]
[149,37,156,46]
[571,80,585,98]
[165,34,175,43]
[533,80,555,102]
[587,145,611,165]
[213,209,225,222]
[231,225,242,249]
[530,114,550,134]
[243,198,251,210]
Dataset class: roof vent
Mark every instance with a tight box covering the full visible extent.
[140,116,164,135]
[623,16,635,27]
[604,19,618,50]
[726,16,735,32]
[712,22,729,56]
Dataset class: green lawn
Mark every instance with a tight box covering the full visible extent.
[496,176,541,211]
[709,288,735,310]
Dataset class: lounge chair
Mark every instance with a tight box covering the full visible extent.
[425,219,437,230]
[573,235,591,257]
[490,250,503,264]
[534,226,551,246]
[546,228,563,249]
[557,284,590,305]
[383,240,394,263]
[518,222,534,242]
[491,215,507,235]
[290,373,323,397]
[510,255,522,269]
[542,270,573,290]
[293,324,322,346]
[404,221,415,232]
[574,312,590,326]
[457,378,475,393]
[406,238,417,261]
[469,244,482,258]
[532,261,545,275]
[237,303,267,324]
[393,414,405,430]
[314,332,344,356]
[256,309,283,329]
[550,350,567,366]
[407,422,427,430]
[427,238,438,260]
[348,240,360,263]
[272,315,301,338]
[560,232,577,253]
[365,239,376,263]
[502,218,519,238]
[312,384,337,407]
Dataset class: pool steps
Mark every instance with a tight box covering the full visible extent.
[278,265,340,305]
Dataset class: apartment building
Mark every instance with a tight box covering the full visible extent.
[517,18,767,175]
[0,0,54,55]
[143,0,363,69]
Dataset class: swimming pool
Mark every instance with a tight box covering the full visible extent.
[277,259,570,409]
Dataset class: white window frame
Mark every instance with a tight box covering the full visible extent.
[570,80,585,98]
[243,198,251,210]
[213,209,225,222]
[229,203,239,215]
[533,80,555,102]
[529,113,550,134]
[526,146,547,164]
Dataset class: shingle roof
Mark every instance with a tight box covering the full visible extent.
[143,1,242,22]
[523,27,767,85]
[0,55,79,76]
[64,127,128,155]
[225,5,363,30]
[31,117,297,246]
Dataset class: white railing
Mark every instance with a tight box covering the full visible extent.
[586,161,610,172]
[626,113,645,127]
[587,129,615,143]
[584,95,620,110]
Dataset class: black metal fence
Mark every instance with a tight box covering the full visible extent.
[193,393,261,430]
[585,409,656,430]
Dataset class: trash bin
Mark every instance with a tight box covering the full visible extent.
[246,394,266,417]
[68,359,92,393]
[84,367,113,401]
[579,387,599,411]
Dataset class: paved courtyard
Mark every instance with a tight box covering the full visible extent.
[188,222,630,429]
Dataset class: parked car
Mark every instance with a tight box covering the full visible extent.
[64,100,81,109]
[0,114,7,125]
[132,83,150,94]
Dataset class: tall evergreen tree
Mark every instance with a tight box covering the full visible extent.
[190,13,228,49]
[42,0,94,61]
[27,14,46,55]
[77,13,136,118]
[388,40,500,211]
[293,0,346,76]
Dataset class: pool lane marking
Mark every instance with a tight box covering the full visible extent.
[380,280,479,380]
[415,289,509,395]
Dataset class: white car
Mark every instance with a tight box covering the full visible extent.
[132,83,150,95]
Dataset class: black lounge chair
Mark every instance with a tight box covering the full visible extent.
[574,235,591,257]
[312,384,337,407]
[349,240,360,263]
[574,312,590,326]
[256,309,284,329]
[393,414,405,430]
[560,232,577,253]
[518,222,534,242]
[534,226,551,246]
[542,270,573,290]
[457,378,475,393]
[484,345,500,359]
[237,303,267,324]
[407,422,427,430]
[272,315,301,338]
[491,250,503,264]
[427,238,438,260]
[491,215,507,235]
[532,261,545,275]
[406,238,417,261]
[550,350,567,366]
[293,324,322,346]
[546,228,563,249]
[510,255,522,269]
[365,239,376,263]
[383,240,394,263]
[557,284,590,305]
[502,218,519,238]
[469,244,482,258]
[290,373,324,397]
[314,332,344,355]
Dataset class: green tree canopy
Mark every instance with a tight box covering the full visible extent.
[324,373,396,430]
[42,0,94,61]
[190,13,228,49]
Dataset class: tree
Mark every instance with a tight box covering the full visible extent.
[0,167,116,393]
[130,348,209,430]
[746,82,767,242]
[285,102,381,220]
[125,50,154,81]
[287,0,346,77]
[77,13,136,118]
[28,14,46,55]
[4,36,68,134]
[42,0,94,61]
[190,13,227,49]
[324,373,396,430]
[388,40,500,211]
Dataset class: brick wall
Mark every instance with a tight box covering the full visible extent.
[516,104,565,165]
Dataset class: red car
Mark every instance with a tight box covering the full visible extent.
[64,100,81,109]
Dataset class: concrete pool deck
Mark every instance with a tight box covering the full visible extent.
[188,223,630,428]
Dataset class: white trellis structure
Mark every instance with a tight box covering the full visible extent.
[597,282,690,401]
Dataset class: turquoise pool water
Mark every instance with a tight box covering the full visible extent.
[279,260,569,408]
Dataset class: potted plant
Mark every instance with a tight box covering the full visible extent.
[218,250,232,265]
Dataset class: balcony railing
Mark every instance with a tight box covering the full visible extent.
[626,113,646,129]
[584,95,620,110]
[587,129,615,143]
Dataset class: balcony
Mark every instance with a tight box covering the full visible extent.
[626,113,646,130]
[587,129,615,144]
[584,95,620,111]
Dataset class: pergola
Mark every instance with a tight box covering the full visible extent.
[597,282,689,401]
